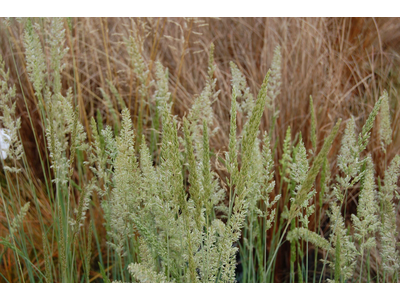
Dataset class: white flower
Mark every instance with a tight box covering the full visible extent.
[0,128,11,159]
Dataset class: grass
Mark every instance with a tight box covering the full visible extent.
[0,17,400,283]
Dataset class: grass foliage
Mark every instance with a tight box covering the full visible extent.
[1,17,400,283]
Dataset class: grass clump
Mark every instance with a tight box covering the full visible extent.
[1,17,400,283]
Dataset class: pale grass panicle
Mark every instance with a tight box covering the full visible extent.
[188,43,220,159]
[337,116,359,178]
[328,202,358,282]
[379,90,392,151]
[379,155,400,276]
[229,61,255,118]
[23,19,46,99]
[280,126,293,184]
[8,202,30,238]
[351,156,380,254]
[289,137,315,228]
[127,35,149,101]
[266,45,282,110]
[261,133,280,230]
[103,108,139,257]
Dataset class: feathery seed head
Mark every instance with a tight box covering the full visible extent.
[358,94,383,153]
[338,117,359,177]
[266,45,282,110]
[379,90,392,151]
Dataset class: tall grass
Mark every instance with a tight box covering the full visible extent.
[0,17,400,283]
